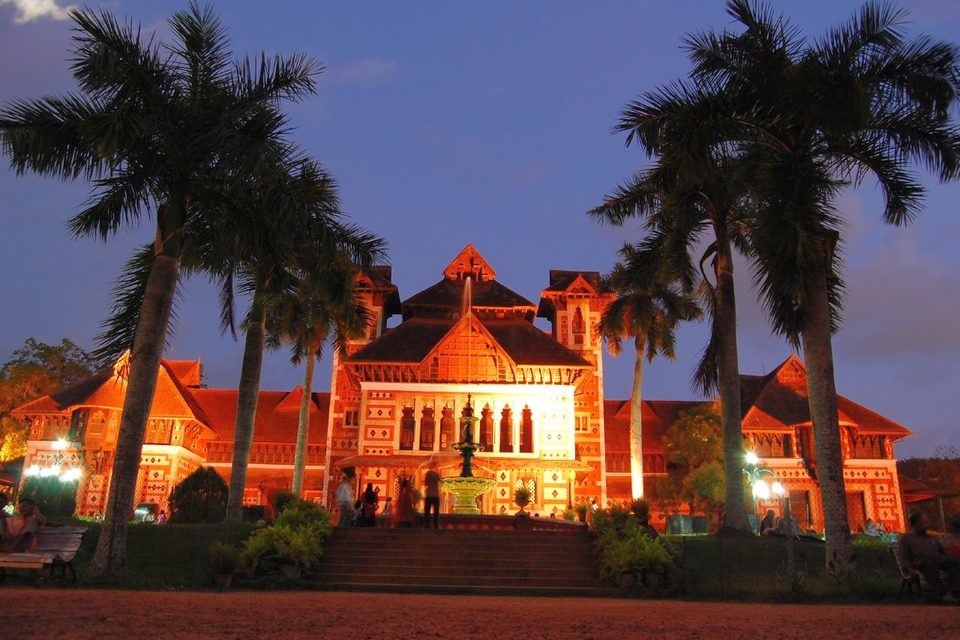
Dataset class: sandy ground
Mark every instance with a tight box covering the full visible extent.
[0,589,958,639]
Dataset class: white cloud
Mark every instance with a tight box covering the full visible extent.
[0,0,74,24]
[328,58,397,86]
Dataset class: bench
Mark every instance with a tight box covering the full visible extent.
[0,525,88,584]
[889,542,949,598]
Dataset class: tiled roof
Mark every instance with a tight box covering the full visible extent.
[483,320,592,367]
[543,270,602,292]
[602,399,703,452]
[741,355,910,437]
[11,358,211,426]
[347,316,591,368]
[191,389,329,445]
[348,318,454,363]
[402,277,536,319]
[165,360,202,387]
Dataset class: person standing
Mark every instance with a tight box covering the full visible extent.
[395,478,415,528]
[336,475,355,527]
[360,483,379,527]
[423,462,441,529]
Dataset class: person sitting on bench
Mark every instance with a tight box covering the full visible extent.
[899,511,960,604]
[1,498,44,552]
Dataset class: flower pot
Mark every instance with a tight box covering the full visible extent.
[618,571,638,589]
[214,573,233,589]
[643,571,662,589]
[280,564,302,581]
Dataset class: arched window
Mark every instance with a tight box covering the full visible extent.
[399,405,415,451]
[519,405,533,453]
[572,307,585,345]
[479,404,493,451]
[419,406,436,451]
[439,404,456,450]
[499,405,513,453]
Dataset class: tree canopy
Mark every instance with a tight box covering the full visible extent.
[0,338,95,462]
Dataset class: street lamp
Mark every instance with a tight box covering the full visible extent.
[743,451,784,517]
[743,451,795,583]
[24,439,83,483]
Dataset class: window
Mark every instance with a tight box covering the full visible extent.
[88,410,107,438]
[574,414,590,433]
[399,405,415,451]
[439,404,456,450]
[419,406,436,451]
[345,409,360,427]
[519,405,533,453]
[499,406,513,453]
[572,307,585,345]
[479,404,493,451]
[69,409,87,441]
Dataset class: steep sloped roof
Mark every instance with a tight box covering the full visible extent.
[602,399,703,452]
[10,357,212,427]
[347,315,591,368]
[740,354,910,437]
[190,389,328,445]
[403,277,536,318]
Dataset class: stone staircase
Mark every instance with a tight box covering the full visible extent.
[309,525,606,595]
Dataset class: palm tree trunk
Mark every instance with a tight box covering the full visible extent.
[629,336,645,499]
[802,236,854,574]
[715,227,750,533]
[225,293,266,524]
[291,353,316,496]
[88,254,179,576]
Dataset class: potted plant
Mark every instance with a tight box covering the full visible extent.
[573,500,589,522]
[209,541,239,588]
[513,487,532,511]
[240,498,332,580]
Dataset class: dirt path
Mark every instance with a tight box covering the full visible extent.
[1,589,958,639]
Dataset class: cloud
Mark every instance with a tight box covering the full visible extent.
[0,0,74,24]
[328,58,397,86]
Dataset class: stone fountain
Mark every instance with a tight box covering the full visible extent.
[440,393,496,514]
[438,275,496,514]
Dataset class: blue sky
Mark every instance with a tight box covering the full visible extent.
[1,0,958,459]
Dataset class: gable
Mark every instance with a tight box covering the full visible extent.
[424,314,515,382]
[442,244,496,282]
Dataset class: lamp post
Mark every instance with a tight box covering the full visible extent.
[23,438,83,483]
[743,451,795,584]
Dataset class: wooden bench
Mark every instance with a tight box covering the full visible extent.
[889,542,949,598]
[0,525,88,584]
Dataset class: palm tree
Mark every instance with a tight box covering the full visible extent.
[0,3,320,576]
[268,258,371,498]
[589,83,756,533]
[218,160,384,523]
[686,0,960,573]
[598,242,701,499]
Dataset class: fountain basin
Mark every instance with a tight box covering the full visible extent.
[441,476,496,515]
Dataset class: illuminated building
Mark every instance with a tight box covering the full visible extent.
[11,245,910,532]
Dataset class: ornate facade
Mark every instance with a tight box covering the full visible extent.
[12,245,911,532]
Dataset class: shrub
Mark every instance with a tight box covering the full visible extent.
[592,503,673,586]
[241,498,332,573]
[630,498,651,521]
[168,466,228,523]
[19,476,78,517]
[209,541,240,574]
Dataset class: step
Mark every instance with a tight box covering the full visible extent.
[311,526,602,595]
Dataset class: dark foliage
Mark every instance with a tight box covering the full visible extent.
[168,466,228,524]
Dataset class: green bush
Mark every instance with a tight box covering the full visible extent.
[592,504,673,586]
[241,498,332,573]
[168,466,228,523]
[19,476,78,517]
[209,541,240,574]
